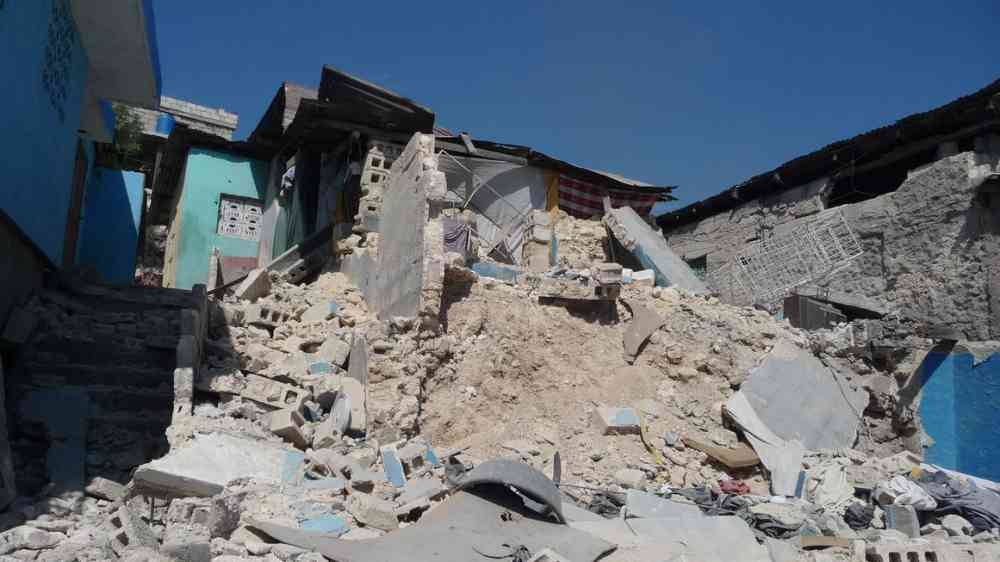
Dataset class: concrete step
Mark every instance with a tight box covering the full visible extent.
[22,336,176,370]
[16,364,174,391]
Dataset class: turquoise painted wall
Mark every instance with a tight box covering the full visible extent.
[77,168,144,283]
[919,349,1000,480]
[0,0,89,264]
[175,149,268,289]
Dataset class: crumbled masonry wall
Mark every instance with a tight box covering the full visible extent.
[372,133,446,327]
[663,141,1000,340]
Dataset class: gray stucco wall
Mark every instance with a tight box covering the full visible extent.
[663,137,1000,340]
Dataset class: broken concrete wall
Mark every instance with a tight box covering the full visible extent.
[915,342,1000,480]
[663,143,1000,339]
[603,205,708,293]
[372,133,446,328]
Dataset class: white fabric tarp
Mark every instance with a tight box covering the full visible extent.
[437,154,546,263]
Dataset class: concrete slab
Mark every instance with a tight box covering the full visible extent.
[248,488,614,562]
[624,490,702,519]
[234,268,270,302]
[571,515,768,562]
[603,206,708,293]
[133,433,302,497]
[739,340,868,451]
[622,300,665,363]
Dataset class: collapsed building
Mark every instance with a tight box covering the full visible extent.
[658,78,1000,483]
[3,50,1000,562]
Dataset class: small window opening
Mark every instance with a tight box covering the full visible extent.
[685,255,707,280]
[826,147,937,207]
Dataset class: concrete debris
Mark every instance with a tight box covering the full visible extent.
[234,269,271,302]
[621,300,665,363]
[603,204,708,293]
[594,407,641,435]
[3,186,956,562]
[83,476,126,502]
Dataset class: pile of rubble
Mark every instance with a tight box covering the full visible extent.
[3,212,1000,562]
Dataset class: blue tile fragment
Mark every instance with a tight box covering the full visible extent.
[381,445,406,488]
[610,408,641,426]
[281,451,306,484]
[300,514,348,535]
[423,445,441,468]
[308,361,333,375]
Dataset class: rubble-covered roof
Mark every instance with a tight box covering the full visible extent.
[316,66,435,135]
[248,82,318,147]
[658,77,1000,229]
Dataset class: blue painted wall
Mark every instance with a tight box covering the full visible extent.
[0,0,89,264]
[77,168,144,284]
[174,149,268,289]
[919,349,1000,480]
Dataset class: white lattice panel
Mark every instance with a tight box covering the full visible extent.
[217,196,263,242]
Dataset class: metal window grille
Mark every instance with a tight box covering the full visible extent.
[707,208,863,306]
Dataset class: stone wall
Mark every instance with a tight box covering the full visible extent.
[663,137,1000,340]
[135,96,238,140]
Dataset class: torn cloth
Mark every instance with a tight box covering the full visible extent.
[874,475,938,511]
[443,217,473,258]
[915,469,1000,532]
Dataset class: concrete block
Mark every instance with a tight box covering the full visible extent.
[109,505,158,556]
[593,262,623,285]
[614,468,646,490]
[865,542,953,562]
[313,399,349,449]
[84,477,126,501]
[340,377,366,433]
[270,409,307,449]
[310,375,342,410]
[234,269,270,302]
[347,493,398,531]
[885,504,920,538]
[593,407,641,435]
[318,337,351,368]
[240,374,307,409]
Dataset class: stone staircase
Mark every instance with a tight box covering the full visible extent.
[5,282,205,496]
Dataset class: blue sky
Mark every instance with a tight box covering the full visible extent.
[154,1,999,213]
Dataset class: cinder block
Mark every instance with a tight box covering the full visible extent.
[885,504,920,539]
[270,409,307,449]
[865,542,952,562]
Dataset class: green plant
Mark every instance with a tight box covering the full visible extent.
[111,102,144,169]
